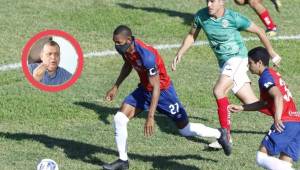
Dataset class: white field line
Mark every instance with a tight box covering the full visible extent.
[1,34,300,72]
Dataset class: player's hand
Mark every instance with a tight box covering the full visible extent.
[274,119,285,133]
[171,54,182,71]
[270,52,281,68]
[144,116,154,137]
[228,104,243,113]
[105,86,118,102]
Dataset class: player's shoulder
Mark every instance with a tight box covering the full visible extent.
[135,38,154,51]
[134,38,157,67]
[260,68,273,80]
[259,68,276,89]
[194,7,209,20]
[224,8,245,19]
[195,7,208,16]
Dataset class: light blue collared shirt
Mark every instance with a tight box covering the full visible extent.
[29,63,72,85]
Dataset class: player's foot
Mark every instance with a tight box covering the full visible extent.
[270,0,282,12]
[103,159,129,170]
[217,128,232,156]
[208,137,233,149]
[266,28,278,37]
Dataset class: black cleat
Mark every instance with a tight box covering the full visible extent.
[103,159,129,170]
[271,0,282,12]
[217,128,232,156]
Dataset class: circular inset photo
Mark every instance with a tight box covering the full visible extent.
[22,30,84,92]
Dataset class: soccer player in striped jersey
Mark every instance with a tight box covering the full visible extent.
[102,25,230,170]
[229,46,300,170]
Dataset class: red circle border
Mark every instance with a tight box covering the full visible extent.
[21,30,84,92]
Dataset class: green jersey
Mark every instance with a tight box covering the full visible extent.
[193,8,251,67]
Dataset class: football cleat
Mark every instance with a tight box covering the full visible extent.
[266,28,278,37]
[217,128,232,156]
[103,159,129,170]
[208,138,233,149]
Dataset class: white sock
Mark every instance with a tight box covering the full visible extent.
[256,151,294,170]
[179,122,221,138]
[113,111,129,161]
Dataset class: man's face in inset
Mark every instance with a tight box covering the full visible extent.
[41,44,60,72]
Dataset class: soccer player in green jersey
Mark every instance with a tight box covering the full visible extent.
[171,0,281,154]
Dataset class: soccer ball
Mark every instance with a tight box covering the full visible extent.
[37,159,59,170]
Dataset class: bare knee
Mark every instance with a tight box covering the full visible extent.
[213,85,226,99]
[120,104,137,119]
[234,0,247,5]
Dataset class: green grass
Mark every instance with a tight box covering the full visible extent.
[0,0,300,169]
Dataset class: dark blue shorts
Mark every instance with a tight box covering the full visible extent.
[123,83,188,123]
[262,122,300,161]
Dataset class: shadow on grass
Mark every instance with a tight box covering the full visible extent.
[73,101,118,125]
[231,130,267,135]
[140,113,212,145]
[74,101,212,145]
[117,3,194,25]
[0,132,217,169]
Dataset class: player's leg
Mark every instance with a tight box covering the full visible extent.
[213,74,234,133]
[114,104,142,160]
[156,83,221,138]
[279,153,293,165]
[209,57,254,149]
[248,0,278,35]
[256,122,299,170]
[256,146,294,170]
[270,0,282,12]
[157,83,232,155]
[235,82,259,104]
[103,87,145,170]
[234,0,247,5]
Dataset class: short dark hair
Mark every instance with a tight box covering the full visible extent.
[113,25,132,37]
[248,46,270,66]
[44,40,60,49]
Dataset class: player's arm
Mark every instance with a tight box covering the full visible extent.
[246,22,281,66]
[229,101,267,112]
[144,70,160,137]
[172,26,201,71]
[114,62,133,88]
[105,62,133,101]
[268,86,285,132]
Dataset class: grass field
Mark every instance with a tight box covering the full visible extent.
[0,0,300,169]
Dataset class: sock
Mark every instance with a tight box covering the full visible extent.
[113,111,129,161]
[256,151,294,170]
[259,10,277,30]
[179,123,221,138]
[216,97,231,132]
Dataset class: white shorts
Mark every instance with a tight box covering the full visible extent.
[220,57,250,94]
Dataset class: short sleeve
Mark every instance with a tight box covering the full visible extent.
[192,15,202,29]
[141,54,156,70]
[135,44,156,70]
[259,73,276,92]
[234,12,251,30]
